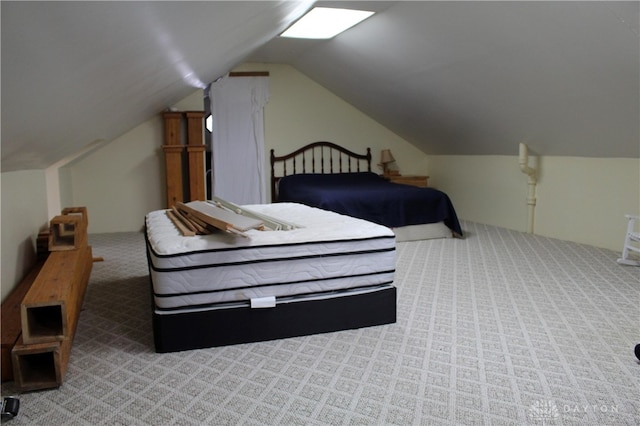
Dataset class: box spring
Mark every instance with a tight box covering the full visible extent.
[152,285,396,353]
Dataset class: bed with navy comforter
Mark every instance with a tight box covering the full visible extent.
[270,142,463,238]
[277,172,462,236]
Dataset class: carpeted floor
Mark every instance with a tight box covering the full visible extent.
[2,221,639,425]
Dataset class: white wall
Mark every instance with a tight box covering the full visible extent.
[64,117,166,233]
[246,63,428,182]
[1,170,49,302]
[428,156,526,231]
[535,157,639,249]
[429,155,639,250]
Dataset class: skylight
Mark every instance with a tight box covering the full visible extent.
[280,7,374,39]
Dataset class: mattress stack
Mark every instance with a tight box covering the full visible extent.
[145,202,397,315]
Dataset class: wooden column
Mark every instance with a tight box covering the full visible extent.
[11,208,93,391]
[162,112,185,208]
[185,111,206,202]
[1,261,45,382]
[13,245,92,391]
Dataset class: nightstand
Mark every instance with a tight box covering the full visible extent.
[387,175,429,188]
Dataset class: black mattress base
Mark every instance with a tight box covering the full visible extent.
[152,287,397,353]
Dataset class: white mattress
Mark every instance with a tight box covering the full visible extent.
[145,203,396,312]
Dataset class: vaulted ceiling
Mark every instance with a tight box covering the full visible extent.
[2,1,638,172]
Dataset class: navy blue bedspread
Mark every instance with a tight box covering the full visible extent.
[277,172,463,236]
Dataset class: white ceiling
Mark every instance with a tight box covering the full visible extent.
[2,1,638,172]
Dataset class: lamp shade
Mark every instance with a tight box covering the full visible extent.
[380,149,395,164]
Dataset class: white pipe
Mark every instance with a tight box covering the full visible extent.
[518,143,537,233]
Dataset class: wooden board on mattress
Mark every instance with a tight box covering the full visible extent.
[152,287,397,353]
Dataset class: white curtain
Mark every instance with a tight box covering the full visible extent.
[209,75,269,205]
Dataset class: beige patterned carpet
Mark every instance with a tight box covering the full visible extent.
[2,221,639,425]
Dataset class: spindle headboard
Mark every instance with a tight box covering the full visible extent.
[270,141,372,203]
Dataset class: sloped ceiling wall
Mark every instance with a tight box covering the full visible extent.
[1,1,313,171]
[2,1,638,172]
[252,1,639,158]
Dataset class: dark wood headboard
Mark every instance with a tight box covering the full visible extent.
[270,141,372,203]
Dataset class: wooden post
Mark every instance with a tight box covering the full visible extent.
[9,207,93,391]
[20,246,93,344]
[11,338,62,391]
[162,111,185,208]
[61,206,88,229]
[48,214,87,251]
[162,145,185,208]
[163,111,183,145]
[185,111,206,201]
[13,246,92,391]
[1,261,45,382]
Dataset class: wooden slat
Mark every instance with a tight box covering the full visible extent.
[171,207,199,233]
[166,210,196,236]
[175,207,211,234]
[177,201,263,234]
[210,197,299,231]
[177,202,230,232]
